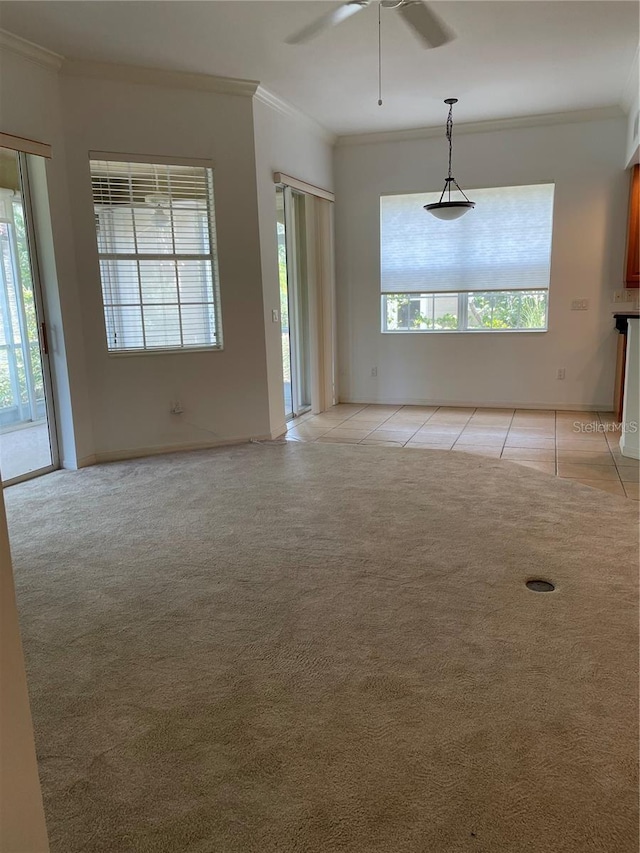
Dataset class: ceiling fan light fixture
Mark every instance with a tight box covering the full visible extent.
[285,0,456,49]
[426,98,475,220]
[398,0,455,48]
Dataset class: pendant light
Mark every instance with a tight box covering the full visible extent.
[424,98,475,220]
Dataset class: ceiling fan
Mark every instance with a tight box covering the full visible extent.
[285,0,455,49]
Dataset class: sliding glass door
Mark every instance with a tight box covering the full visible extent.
[277,185,311,420]
[0,148,57,483]
[276,188,293,419]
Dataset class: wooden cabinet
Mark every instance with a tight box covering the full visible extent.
[625,164,639,287]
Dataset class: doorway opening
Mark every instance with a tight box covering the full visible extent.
[277,185,311,421]
[0,148,57,483]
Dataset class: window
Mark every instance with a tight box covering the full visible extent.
[380,184,554,332]
[91,158,222,353]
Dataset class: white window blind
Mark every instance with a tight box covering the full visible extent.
[380,184,555,294]
[91,158,222,353]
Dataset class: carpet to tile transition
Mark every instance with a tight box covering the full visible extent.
[5,442,639,853]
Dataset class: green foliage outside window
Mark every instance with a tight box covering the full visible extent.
[0,201,44,416]
[385,294,459,331]
[468,292,547,329]
[384,290,547,332]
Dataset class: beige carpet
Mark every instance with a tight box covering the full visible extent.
[5,443,639,853]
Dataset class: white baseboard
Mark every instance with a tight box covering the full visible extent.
[270,424,287,440]
[75,455,97,469]
[93,435,274,464]
[61,454,97,470]
[340,398,610,412]
[619,433,640,460]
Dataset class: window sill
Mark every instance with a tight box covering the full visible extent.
[107,345,223,357]
[381,329,548,335]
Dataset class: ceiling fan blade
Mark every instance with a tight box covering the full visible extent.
[398,1,455,49]
[285,1,370,45]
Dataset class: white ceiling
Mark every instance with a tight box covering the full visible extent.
[0,1,637,135]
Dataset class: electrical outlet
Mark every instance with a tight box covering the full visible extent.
[570,299,588,311]
[170,401,184,414]
[371,366,378,378]
[613,289,640,305]
[556,368,565,380]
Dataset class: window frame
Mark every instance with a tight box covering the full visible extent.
[89,152,224,356]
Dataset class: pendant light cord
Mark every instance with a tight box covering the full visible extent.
[446,101,454,200]
[446,101,454,181]
[434,99,473,206]
[378,2,382,106]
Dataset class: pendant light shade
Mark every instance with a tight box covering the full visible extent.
[424,200,473,220]
[425,98,475,220]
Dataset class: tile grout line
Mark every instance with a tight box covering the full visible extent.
[315,403,396,442]
[353,403,418,446]
[500,408,518,460]
[449,407,479,451]
[598,410,625,490]
[358,404,443,446]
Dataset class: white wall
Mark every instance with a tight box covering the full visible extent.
[334,116,629,410]
[625,92,639,168]
[59,71,272,459]
[2,43,338,461]
[623,48,639,168]
[2,44,332,460]
[252,95,334,436]
[0,484,50,852]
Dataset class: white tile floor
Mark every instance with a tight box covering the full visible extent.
[285,405,639,501]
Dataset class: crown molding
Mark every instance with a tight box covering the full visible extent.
[336,105,626,148]
[621,45,639,113]
[61,59,259,98]
[0,28,63,71]
[254,86,337,145]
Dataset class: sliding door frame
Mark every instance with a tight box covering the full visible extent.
[275,174,336,420]
[282,185,312,418]
[1,153,59,486]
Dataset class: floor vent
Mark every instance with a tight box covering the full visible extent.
[526,579,555,592]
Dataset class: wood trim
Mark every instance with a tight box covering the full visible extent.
[625,164,639,287]
[93,436,265,464]
[0,28,64,70]
[62,59,258,98]
[273,172,335,203]
[89,150,214,169]
[254,87,337,145]
[0,132,51,159]
[336,106,624,148]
